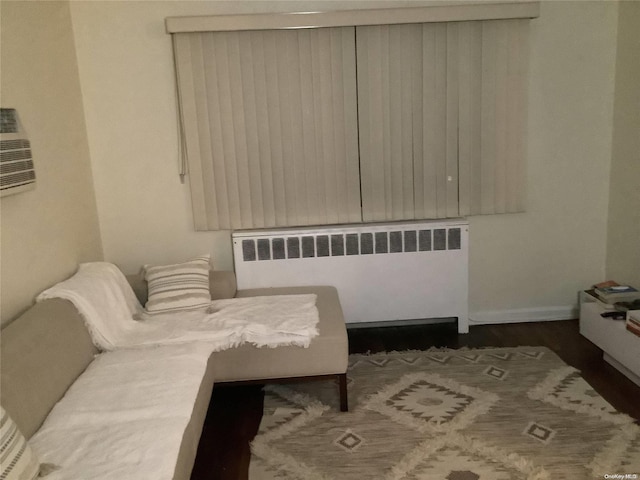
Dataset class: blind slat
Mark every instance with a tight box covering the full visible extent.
[445,23,460,218]
[457,21,482,216]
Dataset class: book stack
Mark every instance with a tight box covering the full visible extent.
[627,310,640,337]
[592,281,640,306]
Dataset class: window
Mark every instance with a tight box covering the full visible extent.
[169,3,538,230]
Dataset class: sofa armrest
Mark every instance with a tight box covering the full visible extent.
[126,270,237,305]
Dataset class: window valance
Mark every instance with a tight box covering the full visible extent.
[166,2,539,33]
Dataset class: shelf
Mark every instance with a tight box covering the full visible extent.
[579,300,640,386]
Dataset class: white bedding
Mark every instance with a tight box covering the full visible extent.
[30,343,214,480]
[37,262,319,352]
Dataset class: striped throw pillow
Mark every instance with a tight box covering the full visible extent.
[144,255,212,313]
[1,407,39,480]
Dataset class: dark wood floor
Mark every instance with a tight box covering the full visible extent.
[190,319,640,480]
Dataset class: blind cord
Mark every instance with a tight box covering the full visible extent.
[172,37,187,184]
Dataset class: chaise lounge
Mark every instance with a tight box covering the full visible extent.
[127,269,350,411]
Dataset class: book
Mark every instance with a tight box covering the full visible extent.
[585,289,617,310]
[625,310,640,336]
[594,285,640,303]
[626,310,640,337]
[614,299,640,312]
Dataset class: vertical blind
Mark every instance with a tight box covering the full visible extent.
[357,19,528,222]
[172,16,531,230]
[173,27,361,230]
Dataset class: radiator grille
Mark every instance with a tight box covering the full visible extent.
[240,227,462,262]
[232,220,469,332]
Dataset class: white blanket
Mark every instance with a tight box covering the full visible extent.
[30,343,213,480]
[36,262,319,352]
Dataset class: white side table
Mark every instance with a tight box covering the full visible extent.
[579,290,640,386]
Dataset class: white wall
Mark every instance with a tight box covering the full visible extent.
[69,1,619,321]
[606,0,640,289]
[0,1,103,324]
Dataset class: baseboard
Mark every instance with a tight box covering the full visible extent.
[469,305,578,325]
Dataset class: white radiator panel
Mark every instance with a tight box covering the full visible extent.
[232,220,469,333]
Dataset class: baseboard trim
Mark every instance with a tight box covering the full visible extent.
[469,305,578,325]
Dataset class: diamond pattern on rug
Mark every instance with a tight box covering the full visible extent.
[387,380,474,423]
[487,352,514,361]
[517,350,545,360]
[522,421,557,444]
[364,372,499,434]
[397,356,421,365]
[483,365,509,380]
[333,429,365,453]
[457,353,482,363]
[367,358,391,367]
[425,354,451,364]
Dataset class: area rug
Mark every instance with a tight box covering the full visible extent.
[249,347,640,479]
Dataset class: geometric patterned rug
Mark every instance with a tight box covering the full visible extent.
[249,347,640,479]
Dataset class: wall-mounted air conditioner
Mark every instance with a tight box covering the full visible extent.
[0,108,36,197]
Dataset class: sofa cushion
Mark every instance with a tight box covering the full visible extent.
[144,256,211,314]
[0,299,98,439]
[29,343,215,480]
[0,406,40,480]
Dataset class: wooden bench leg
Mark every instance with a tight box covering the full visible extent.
[338,373,348,412]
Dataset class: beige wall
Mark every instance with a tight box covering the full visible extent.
[606,0,640,289]
[69,1,619,321]
[468,0,618,321]
[0,1,103,325]
[67,1,424,274]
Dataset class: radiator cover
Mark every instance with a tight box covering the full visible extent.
[232,220,469,333]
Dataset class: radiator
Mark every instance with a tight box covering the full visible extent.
[232,220,469,333]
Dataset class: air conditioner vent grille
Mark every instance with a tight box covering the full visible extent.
[1,159,34,174]
[1,170,36,187]
[0,109,35,197]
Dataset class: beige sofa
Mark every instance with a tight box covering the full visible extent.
[0,270,348,480]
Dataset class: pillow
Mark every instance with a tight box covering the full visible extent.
[1,406,40,480]
[144,255,212,314]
